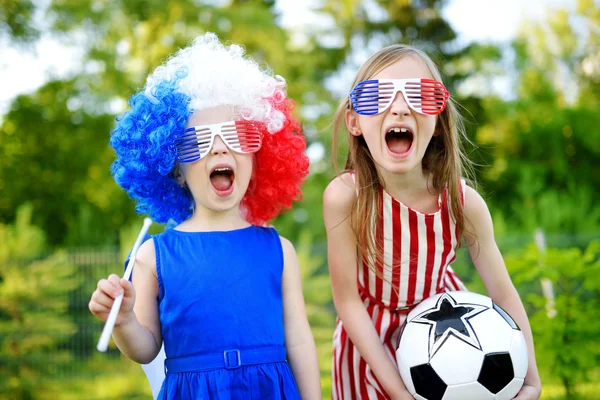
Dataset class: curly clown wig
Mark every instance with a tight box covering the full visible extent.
[110,33,309,225]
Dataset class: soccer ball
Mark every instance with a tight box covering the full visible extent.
[396,291,528,400]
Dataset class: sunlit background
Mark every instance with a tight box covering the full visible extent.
[1,0,599,399]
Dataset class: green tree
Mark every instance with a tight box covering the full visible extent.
[475,1,600,236]
[0,0,38,43]
[0,204,77,399]
[507,241,600,399]
[0,80,131,247]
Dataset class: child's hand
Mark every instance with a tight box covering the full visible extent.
[89,274,136,326]
[513,384,541,400]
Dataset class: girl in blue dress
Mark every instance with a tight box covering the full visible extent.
[89,33,321,399]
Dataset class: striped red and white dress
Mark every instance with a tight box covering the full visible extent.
[332,181,467,400]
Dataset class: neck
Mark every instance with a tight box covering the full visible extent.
[377,164,430,195]
[376,165,441,213]
[179,206,250,231]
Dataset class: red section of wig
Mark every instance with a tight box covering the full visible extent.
[241,98,309,225]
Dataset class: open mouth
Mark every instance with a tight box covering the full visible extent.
[210,165,235,195]
[385,127,413,155]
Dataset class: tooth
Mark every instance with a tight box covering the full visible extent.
[401,128,408,133]
[393,127,400,133]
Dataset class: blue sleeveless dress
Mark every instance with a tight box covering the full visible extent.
[153,225,300,399]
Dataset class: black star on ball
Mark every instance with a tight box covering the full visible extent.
[413,293,487,357]
[420,298,474,343]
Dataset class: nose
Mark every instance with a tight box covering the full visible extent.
[389,90,410,116]
[211,135,230,156]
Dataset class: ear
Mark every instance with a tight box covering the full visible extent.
[345,109,362,137]
[173,165,186,187]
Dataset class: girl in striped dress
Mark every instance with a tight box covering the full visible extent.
[323,45,542,400]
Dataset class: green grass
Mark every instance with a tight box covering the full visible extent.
[541,382,600,399]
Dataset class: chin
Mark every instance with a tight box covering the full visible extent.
[210,196,242,211]
[381,158,420,175]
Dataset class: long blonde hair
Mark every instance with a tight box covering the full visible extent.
[332,44,475,275]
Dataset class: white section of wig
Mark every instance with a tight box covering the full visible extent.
[144,32,286,134]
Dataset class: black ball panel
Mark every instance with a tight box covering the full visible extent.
[410,363,447,400]
[477,352,514,394]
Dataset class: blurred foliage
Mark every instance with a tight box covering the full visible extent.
[507,241,600,399]
[0,205,77,399]
[0,206,158,399]
[295,229,336,396]
[476,0,600,236]
[0,0,38,43]
[0,0,599,399]
[0,80,129,246]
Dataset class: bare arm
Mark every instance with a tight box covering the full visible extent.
[464,186,542,399]
[280,236,322,399]
[324,174,411,399]
[89,239,162,364]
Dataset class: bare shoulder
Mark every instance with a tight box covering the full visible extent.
[279,235,300,277]
[134,238,157,275]
[323,173,356,225]
[279,235,296,258]
[463,184,491,221]
[463,184,495,241]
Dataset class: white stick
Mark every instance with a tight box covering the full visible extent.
[97,217,153,352]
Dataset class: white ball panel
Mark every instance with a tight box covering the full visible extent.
[397,322,433,367]
[495,378,524,400]
[509,330,529,379]
[468,309,514,353]
[430,335,484,385]
[441,381,494,400]
[396,354,416,395]
[413,394,428,400]
[445,290,493,309]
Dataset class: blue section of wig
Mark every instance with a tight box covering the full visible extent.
[110,72,193,224]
